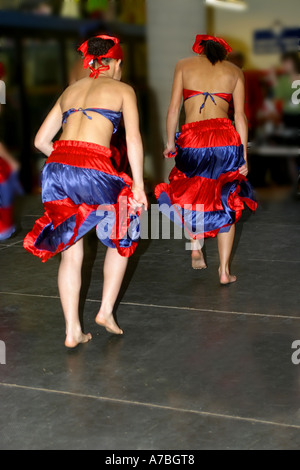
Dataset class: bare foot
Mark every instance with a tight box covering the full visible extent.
[95,312,123,335]
[65,332,92,348]
[218,268,237,285]
[191,250,207,270]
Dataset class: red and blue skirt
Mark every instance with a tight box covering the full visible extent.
[0,157,22,240]
[155,118,257,239]
[23,140,141,262]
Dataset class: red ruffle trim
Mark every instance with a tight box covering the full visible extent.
[155,169,257,239]
[23,188,141,262]
[155,167,257,211]
[23,198,99,262]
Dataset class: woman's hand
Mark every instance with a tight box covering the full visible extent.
[163,144,176,159]
[239,162,248,176]
[130,186,148,212]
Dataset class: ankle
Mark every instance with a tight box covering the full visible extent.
[65,323,82,336]
[191,248,203,256]
[218,265,229,275]
[97,303,114,318]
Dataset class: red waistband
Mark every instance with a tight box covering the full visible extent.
[53,140,112,157]
[46,140,116,174]
[182,118,234,132]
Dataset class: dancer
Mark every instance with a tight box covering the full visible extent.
[23,35,148,346]
[155,34,257,284]
[0,143,22,240]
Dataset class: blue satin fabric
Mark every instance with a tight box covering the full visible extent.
[0,172,23,208]
[35,215,76,253]
[158,178,254,236]
[157,191,229,237]
[36,162,140,253]
[175,144,245,179]
[42,163,126,205]
[62,108,122,134]
[95,210,140,249]
[156,122,256,237]
[36,209,140,254]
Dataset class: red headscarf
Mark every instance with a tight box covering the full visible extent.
[78,34,123,79]
[192,34,232,55]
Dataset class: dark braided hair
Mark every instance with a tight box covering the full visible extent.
[87,37,115,56]
[201,40,227,65]
[85,37,115,66]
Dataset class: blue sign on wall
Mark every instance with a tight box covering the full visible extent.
[254,27,299,54]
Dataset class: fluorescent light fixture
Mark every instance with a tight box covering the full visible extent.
[206,0,248,11]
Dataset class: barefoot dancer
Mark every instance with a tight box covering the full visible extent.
[155,35,257,284]
[24,35,148,346]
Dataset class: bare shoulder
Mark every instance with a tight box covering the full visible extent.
[60,77,88,98]
[117,81,136,98]
[175,57,195,69]
[223,60,244,80]
[67,76,90,91]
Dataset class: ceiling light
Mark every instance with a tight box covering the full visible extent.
[205,0,248,11]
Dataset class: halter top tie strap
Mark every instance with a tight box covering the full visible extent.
[183,89,232,114]
[62,107,122,133]
[62,108,93,124]
[199,92,217,113]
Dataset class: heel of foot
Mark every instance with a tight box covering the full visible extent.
[95,314,123,335]
[65,332,92,348]
[191,251,207,270]
[219,273,237,285]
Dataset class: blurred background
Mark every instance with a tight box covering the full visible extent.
[0,0,299,200]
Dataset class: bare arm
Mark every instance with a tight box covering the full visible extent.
[232,69,248,175]
[122,86,148,210]
[164,62,183,157]
[34,98,63,157]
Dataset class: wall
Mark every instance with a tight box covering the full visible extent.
[146,0,206,180]
[212,0,299,69]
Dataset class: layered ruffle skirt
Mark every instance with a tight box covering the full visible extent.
[23,140,140,262]
[155,118,257,238]
[0,156,22,240]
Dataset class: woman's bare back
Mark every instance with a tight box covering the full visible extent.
[179,56,241,123]
[59,76,129,148]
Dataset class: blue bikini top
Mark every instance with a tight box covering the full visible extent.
[62,107,122,133]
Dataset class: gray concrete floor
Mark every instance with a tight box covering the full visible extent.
[0,194,300,450]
